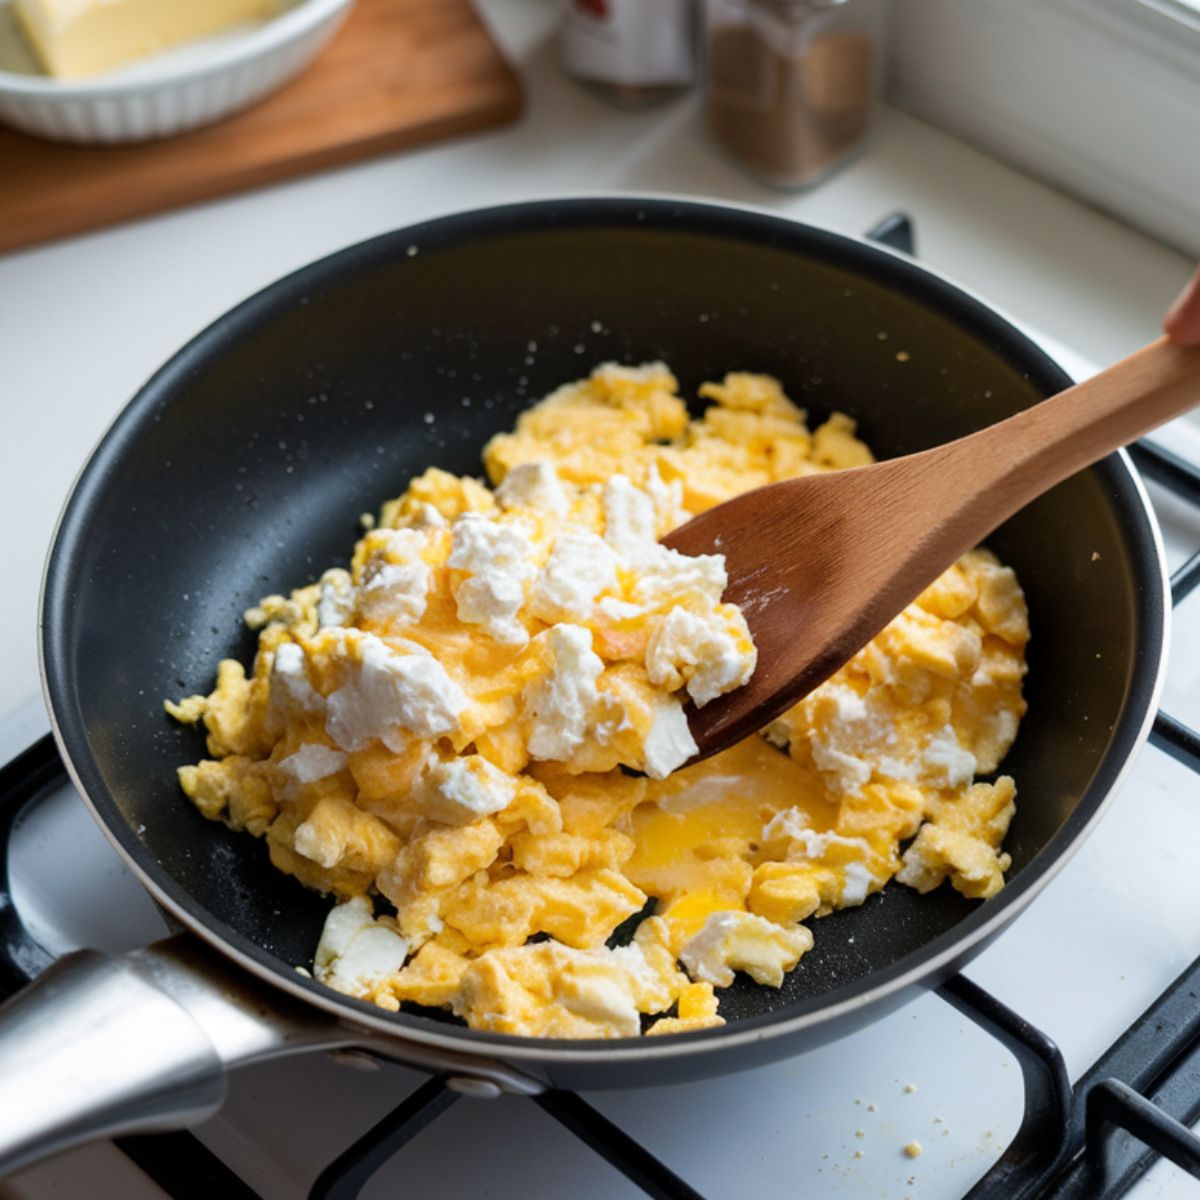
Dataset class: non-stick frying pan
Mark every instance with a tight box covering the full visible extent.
[0,199,1169,1175]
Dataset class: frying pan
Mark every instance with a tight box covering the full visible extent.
[0,198,1169,1175]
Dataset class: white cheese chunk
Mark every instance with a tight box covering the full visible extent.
[314,895,376,973]
[360,562,429,624]
[597,597,645,622]
[405,502,447,531]
[680,911,813,989]
[840,861,875,907]
[640,694,698,780]
[526,624,607,763]
[761,812,873,862]
[279,744,347,784]
[359,529,431,627]
[633,548,727,609]
[645,607,754,707]
[314,896,409,997]
[594,360,673,385]
[529,529,620,624]
[894,840,939,892]
[920,725,978,788]
[643,462,686,533]
[496,461,569,517]
[558,968,641,1038]
[271,641,324,715]
[325,633,466,753]
[416,756,517,825]
[601,475,727,611]
[292,817,345,870]
[328,925,410,992]
[601,475,660,561]
[448,513,535,645]
[316,569,355,629]
[807,684,883,797]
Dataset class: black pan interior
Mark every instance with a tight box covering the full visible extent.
[42,200,1163,1057]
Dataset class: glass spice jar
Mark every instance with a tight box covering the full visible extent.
[704,0,885,189]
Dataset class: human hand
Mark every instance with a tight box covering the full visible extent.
[1165,266,1200,346]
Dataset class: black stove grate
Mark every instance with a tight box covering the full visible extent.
[3,214,1200,1200]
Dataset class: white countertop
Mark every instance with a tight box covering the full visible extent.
[0,0,1193,726]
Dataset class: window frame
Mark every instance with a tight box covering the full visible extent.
[887,0,1200,257]
[1055,0,1200,76]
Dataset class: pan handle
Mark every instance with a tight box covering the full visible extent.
[0,929,547,1178]
[0,932,348,1178]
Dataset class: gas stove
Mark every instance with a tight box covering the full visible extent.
[4,224,1200,1200]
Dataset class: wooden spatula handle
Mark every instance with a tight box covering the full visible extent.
[931,336,1200,530]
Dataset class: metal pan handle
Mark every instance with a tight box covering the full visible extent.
[0,933,343,1177]
[0,930,545,1178]
[0,737,346,1176]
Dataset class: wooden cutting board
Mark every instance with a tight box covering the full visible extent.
[0,0,523,254]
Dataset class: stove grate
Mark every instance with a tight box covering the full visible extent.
[310,1076,461,1200]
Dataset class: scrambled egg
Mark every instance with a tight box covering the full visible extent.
[169,363,1028,1038]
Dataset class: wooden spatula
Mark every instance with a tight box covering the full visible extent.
[664,336,1200,761]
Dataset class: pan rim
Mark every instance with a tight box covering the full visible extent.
[39,195,1172,1069]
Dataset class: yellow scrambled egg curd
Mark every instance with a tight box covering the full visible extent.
[169,362,1028,1038]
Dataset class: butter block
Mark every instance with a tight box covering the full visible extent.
[14,0,279,79]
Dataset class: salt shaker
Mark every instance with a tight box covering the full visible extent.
[560,0,698,110]
[704,0,885,189]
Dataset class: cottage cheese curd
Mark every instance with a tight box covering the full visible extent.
[170,362,1028,1038]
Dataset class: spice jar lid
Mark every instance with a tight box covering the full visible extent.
[730,0,871,56]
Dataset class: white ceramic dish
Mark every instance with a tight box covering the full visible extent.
[0,0,355,144]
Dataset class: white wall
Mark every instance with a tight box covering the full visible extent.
[888,0,1200,258]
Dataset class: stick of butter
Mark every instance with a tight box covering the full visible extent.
[14,0,280,79]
